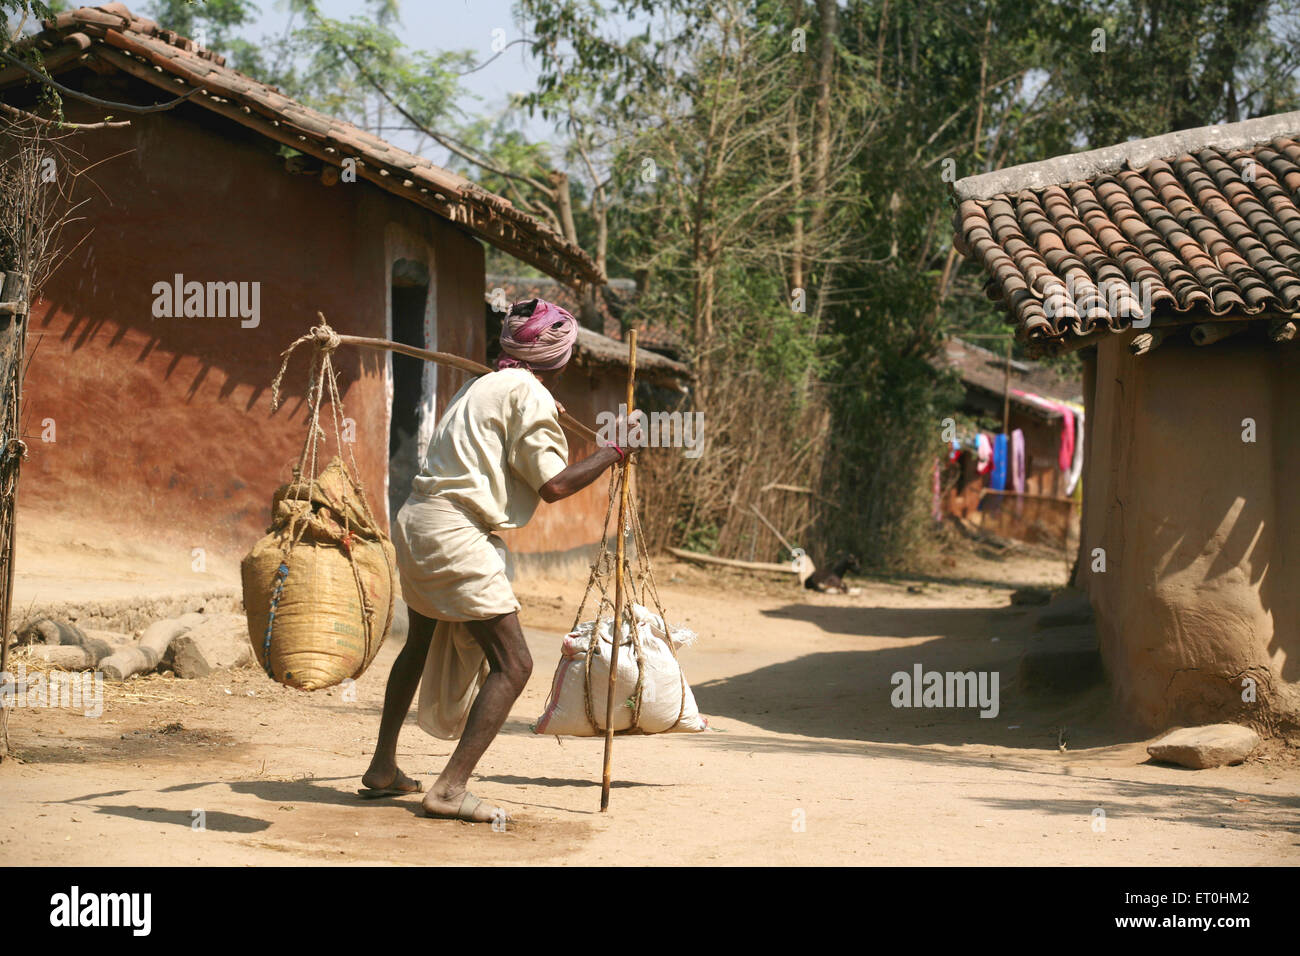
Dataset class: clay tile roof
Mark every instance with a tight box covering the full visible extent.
[952,111,1300,349]
[571,326,690,386]
[4,3,601,287]
[932,337,1082,419]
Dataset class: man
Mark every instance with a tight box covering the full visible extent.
[361,298,626,822]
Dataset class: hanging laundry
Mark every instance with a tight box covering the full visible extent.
[932,458,943,522]
[976,433,993,475]
[1064,408,1085,496]
[1010,429,1026,494]
[1057,402,1075,473]
[990,433,1009,491]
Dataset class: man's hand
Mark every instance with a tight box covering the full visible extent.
[539,445,624,503]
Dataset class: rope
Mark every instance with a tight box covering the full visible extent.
[263,314,384,677]
[261,562,289,678]
[571,463,672,735]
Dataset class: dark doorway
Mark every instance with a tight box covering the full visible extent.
[389,258,430,520]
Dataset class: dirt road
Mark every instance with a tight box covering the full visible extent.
[2,556,1297,866]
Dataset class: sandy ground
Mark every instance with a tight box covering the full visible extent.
[1,550,1297,866]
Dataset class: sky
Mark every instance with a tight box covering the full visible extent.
[243,0,558,159]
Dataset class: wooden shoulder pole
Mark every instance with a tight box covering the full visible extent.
[329,330,600,443]
[601,329,637,811]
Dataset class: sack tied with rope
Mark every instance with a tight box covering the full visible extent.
[532,465,708,737]
[241,319,397,691]
[533,604,707,736]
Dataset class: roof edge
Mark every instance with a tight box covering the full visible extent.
[6,4,602,287]
[954,110,1300,201]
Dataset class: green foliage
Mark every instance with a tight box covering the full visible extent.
[11,0,1300,568]
[678,519,718,554]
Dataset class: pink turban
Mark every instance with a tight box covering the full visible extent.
[497,298,578,372]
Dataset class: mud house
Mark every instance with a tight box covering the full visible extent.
[0,4,651,581]
[931,336,1083,547]
[953,112,1300,733]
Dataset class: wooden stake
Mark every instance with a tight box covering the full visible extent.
[1001,338,1012,436]
[601,329,637,812]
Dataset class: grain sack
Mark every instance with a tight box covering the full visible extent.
[241,457,396,690]
[534,604,708,736]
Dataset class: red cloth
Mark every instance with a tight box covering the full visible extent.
[1057,404,1075,472]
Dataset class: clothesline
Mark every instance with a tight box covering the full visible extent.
[942,397,1086,499]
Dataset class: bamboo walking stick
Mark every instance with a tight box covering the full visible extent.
[600,329,637,812]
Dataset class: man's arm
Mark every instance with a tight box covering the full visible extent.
[539,447,624,503]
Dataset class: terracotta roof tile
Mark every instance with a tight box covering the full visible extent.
[953,114,1300,347]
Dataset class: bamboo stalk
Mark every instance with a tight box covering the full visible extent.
[749,503,795,554]
[601,329,636,812]
[1129,329,1166,355]
[1190,321,1246,347]
[666,547,803,575]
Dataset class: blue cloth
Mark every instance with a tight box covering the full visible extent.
[990,433,1009,491]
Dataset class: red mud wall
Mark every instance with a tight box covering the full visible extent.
[19,97,484,566]
[1078,334,1300,732]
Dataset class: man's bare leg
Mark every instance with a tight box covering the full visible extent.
[362,607,436,793]
[422,610,532,821]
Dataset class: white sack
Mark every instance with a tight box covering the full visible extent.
[534,604,707,736]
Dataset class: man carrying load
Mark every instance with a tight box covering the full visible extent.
[360,298,628,823]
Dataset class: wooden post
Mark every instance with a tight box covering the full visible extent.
[0,271,27,762]
[0,272,26,687]
[1002,338,1012,435]
[601,329,637,811]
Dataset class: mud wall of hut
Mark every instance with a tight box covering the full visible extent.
[17,97,483,561]
[1077,334,1300,732]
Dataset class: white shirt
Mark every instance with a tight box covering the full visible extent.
[410,368,569,531]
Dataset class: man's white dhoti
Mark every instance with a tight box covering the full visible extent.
[391,368,568,740]
[393,495,519,739]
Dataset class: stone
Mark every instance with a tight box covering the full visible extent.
[1018,625,1103,693]
[167,613,253,678]
[1146,724,1261,769]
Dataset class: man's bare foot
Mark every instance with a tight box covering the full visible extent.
[359,764,422,796]
[422,787,506,823]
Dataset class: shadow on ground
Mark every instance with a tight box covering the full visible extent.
[696,599,1133,750]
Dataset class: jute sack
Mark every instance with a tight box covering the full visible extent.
[533,604,708,736]
[241,457,396,690]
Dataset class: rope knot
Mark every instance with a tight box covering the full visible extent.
[310,324,341,351]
